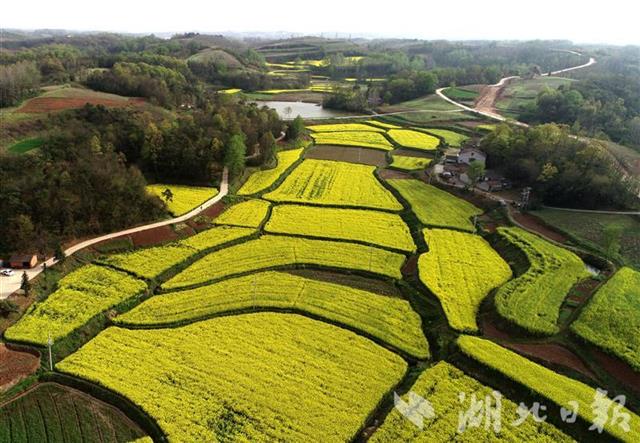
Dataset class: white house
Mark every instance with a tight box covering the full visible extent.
[458,148,486,166]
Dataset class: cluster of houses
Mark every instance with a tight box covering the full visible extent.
[437,146,511,191]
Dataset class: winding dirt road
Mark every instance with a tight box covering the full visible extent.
[436,53,597,124]
[0,169,229,300]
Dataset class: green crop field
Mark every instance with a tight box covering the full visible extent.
[163,235,405,290]
[265,204,415,252]
[370,361,571,442]
[238,148,304,195]
[264,159,402,210]
[389,155,432,171]
[418,229,512,332]
[146,184,218,216]
[442,86,479,101]
[4,265,147,345]
[8,137,44,154]
[421,128,468,147]
[571,267,640,371]
[531,208,640,269]
[58,313,407,442]
[214,199,270,228]
[99,226,255,279]
[458,336,640,442]
[0,383,145,442]
[387,129,440,151]
[494,227,589,335]
[117,271,428,358]
[388,179,482,231]
[310,131,394,151]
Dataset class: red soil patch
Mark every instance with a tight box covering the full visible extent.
[501,341,597,381]
[481,316,513,340]
[130,225,178,247]
[591,348,640,396]
[0,344,39,392]
[202,201,225,219]
[306,145,387,167]
[19,97,145,113]
[511,211,567,243]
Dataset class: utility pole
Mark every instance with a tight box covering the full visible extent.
[47,333,54,371]
[520,187,532,210]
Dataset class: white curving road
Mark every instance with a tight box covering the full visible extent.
[435,54,597,125]
[0,168,229,300]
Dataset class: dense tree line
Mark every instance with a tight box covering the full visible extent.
[481,123,639,209]
[0,61,41,107]
[85,62,195,107]
[0,132,165,254]
[521,72,640,149]
[1,95,282,254]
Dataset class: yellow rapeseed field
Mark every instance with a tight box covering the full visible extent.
[58,313,407,442]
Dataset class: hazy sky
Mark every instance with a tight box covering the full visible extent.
[3,0,639,45]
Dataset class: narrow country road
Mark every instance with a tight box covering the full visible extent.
[436,53,597,125]
[0,168,229,300]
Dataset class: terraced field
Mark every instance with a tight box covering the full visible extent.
[99,226,256,280]
[371,361,571,442]
[310,131,394,151]
[389,155,432,171]
[117,271,428,358]
[388,179,482,231]
[238,147,304,195]
[162,235,405,290]
[387,129,440,151]
[458,336,640,442]
[213,199,271,228]
[5,265,147,345]
[418,229,512,332]
[264,159,402,210]
[6,116,638,443]
[571,267,640,371]
[265,204,415,252]
[146,184,218,216]
[494,227,589,335]
[57,313,407,442]
[0,383,146,442]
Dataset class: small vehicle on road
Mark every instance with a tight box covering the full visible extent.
[1,269,15,277]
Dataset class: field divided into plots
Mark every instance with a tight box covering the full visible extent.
[57,314,407,442]
[494,227,589,335]
[4,265,147,346]
[458,336,640,442]
[370,361,572,442]
[162,235,406,290]
[264,159,402,211]
[418,229,512,332]
[265,204,415,252]
[388,179,482,232]
[0,383,146,443]
[571,267,640,371]
[117,271,428,358]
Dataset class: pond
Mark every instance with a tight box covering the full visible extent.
[254,101,354,120]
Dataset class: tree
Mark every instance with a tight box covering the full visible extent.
[259,132,277,165]
[467,161,485,188]
[21,271,31,295]
[224,134,247,177]
[287,115,305,140]
[161,188,174,203]
[54,242,66,262]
